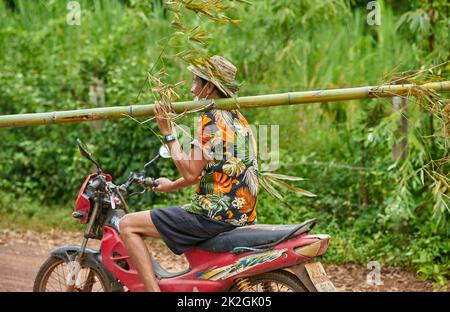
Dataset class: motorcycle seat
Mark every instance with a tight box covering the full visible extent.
[197,219,316,253]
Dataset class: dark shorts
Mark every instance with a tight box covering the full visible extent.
[150,207,237,255]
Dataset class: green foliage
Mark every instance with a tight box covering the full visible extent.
[0,0,448,288]
[0,190,84,232]
[394,0,449,61]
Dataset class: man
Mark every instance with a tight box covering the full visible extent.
[119,55,258,292]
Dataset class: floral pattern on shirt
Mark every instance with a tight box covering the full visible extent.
[185,109,258,226]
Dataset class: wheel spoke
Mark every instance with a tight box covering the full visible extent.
[56,265,63,291]
[38,259,107,292]
[236,275,298,292]
[82,270,96,292]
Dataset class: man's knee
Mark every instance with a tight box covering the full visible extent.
[119,214,133,237]
[118,211,158,239]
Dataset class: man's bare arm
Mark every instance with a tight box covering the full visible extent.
[171,176,197,190]
[153,101,208,183]
[165,142,207,183]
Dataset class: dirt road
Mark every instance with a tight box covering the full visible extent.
[0,229,439,292]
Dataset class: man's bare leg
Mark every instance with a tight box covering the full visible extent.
[119,211,161,292]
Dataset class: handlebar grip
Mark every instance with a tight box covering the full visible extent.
[143,177,158,188]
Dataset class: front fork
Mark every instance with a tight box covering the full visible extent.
[66,195,101,291]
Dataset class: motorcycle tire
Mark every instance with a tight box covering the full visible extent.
[229,270,308,292]
[33,255,111,292]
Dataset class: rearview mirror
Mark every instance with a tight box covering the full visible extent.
[76,138,102,173]
[77,138,92,159]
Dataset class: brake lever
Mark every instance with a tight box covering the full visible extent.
[119,171,142,193]
[128,189,148,197]
[130,176,161,197]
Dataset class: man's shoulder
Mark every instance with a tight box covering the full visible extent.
[199,109,216,121]
[203,108,239,115]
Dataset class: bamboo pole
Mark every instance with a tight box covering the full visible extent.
[0,81,448,129]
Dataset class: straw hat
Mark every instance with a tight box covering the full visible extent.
[187,55,239,97]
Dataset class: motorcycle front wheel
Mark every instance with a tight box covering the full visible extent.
[33,256,110,292]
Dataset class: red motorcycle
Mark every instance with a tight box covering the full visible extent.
[33,139,335,292]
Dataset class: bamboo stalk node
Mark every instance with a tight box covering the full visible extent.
[314,91,324,98]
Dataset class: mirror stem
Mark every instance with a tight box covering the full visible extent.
[144,154,161,170]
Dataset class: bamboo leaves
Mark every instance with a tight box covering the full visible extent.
[188,26,209,44]
[168,0,243,25]
[258,170,317,208]
[145,0,247,130]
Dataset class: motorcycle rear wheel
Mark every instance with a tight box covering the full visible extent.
[33,256,110,292]
[230,270,308,292]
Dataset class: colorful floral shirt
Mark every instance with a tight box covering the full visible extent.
[184,109,259,226]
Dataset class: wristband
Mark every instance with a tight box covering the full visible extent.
[163,133,176,143]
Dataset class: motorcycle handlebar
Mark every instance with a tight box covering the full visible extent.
[145,178,159,188]
[119,173,158,193]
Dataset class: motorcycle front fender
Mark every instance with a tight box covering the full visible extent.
[50,245,122,291]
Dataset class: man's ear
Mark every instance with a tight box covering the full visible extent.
[206,81,215,94]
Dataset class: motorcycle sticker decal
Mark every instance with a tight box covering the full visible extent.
[195,249,287,281]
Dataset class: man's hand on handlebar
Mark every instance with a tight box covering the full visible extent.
[152,177,174,192]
